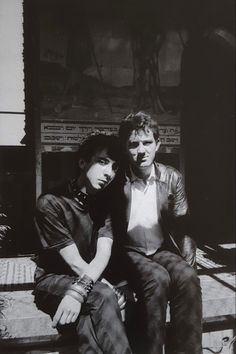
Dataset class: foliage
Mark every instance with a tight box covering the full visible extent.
[0,213,11,248]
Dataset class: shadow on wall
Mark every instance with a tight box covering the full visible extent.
[181,28,235,246]
[0,148,40,255]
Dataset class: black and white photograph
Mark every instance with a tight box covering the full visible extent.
[0,0,235,353]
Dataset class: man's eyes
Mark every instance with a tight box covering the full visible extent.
[128,141,153,148]
[128,142,139,148]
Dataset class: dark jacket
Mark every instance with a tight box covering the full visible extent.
[109,162,196,267]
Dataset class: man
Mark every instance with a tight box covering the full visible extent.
[33,133,132,354]
[110,112,202,354]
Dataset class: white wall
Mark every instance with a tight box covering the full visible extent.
[0,0,25,145]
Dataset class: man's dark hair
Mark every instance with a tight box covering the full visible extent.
[78,132,121,164]
[119,111,159,145]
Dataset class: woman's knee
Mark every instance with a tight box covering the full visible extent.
[89,282,118,308]
[100,283,117,302]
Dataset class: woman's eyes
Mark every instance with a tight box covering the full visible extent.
[97,159,118,171]
[98,159,107,165]
[112,163,118,171]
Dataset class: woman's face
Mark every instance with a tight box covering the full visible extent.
[82,148,118,194]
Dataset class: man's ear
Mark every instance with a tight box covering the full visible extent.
[78,158,86,170]
[155,139,161,152]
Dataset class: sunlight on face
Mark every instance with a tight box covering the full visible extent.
[126,129,159,169]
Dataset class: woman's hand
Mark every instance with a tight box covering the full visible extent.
[52,295,81,328]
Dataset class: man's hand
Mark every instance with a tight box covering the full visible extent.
[180,235,197,268]
[115,289,126,310]
[52,295,81,328]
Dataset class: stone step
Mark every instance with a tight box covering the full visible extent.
[0,291,58,339]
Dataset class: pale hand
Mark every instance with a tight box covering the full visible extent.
[52,295,81,328]
[117,292,126,310]
[180,235,197,268]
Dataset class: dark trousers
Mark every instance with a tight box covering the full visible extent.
[33,271,132,354]
[125,250,202,354]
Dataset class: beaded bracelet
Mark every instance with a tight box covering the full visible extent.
[73,274,94,295]
[65,274,94,304]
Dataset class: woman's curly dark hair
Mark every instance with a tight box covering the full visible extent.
[78,131,121,166]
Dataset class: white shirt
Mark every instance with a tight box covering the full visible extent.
[127,165,164,255]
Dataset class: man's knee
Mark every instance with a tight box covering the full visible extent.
[182,264,198,283]
[140,266,171,300]
[176,263,201,295]
[155,269,170,291]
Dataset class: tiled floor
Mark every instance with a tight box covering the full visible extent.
[0,257,35,291]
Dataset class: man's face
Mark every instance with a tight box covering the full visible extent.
[126,129,160,170]
[83,148,118,193]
